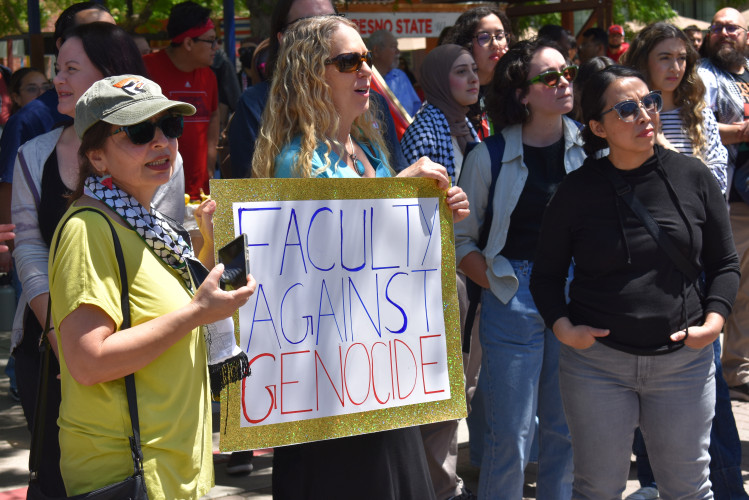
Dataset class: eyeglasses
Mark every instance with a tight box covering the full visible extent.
[601,91,663,122]
[20,83,53,94]
[709,23,745,35]
[325,51,373,73]
[193,37,221,48]
[111,115,184,145]
[527,65,578,87]
[474,31,506,47]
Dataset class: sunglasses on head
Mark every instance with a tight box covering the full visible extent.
[111,115,184,145]
[527,65,578,87]
[325,51,373,73]
[601,90,663,122]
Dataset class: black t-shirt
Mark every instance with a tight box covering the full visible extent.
[502,137,566,260]
[39,148,73,247]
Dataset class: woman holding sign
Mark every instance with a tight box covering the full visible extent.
[454,40,583,499]
[252,15,468,500]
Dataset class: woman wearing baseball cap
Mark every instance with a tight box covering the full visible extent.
[48,74,256,498]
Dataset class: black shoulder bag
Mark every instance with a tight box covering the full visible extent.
[28,208,149,500]
[599,163,700,282]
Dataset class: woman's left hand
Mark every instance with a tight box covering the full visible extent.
[195,198,217,267]
[670,311,724,350]
[195,198,216,242]
[397,157,451,189]
[396,157,470,222]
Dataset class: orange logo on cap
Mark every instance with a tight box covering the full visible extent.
[113,77,147,95]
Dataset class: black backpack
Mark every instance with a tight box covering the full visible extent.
[459,134,506,353]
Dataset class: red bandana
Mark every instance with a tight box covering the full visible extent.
[171,19,215,44]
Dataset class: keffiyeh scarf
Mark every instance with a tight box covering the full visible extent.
[84,174,249,395]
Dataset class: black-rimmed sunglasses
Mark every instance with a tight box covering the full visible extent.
[325,52,373,73]
[111,115,184,145]
[527,65,578,87]
[601,91,663,122]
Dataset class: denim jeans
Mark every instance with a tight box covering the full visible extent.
[560,340,715,500]
[477,260,573,500]
[632,340,749,499]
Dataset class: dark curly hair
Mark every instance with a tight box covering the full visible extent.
[580,65,648,156]
[485,39,566,130]
[442,7,513,50]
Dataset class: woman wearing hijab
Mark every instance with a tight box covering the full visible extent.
[401,44,480,185]
[400,43,480,499]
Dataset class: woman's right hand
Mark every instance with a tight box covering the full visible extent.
[0,222,14,254]
[552,317,609,350]
[189,264,257,326]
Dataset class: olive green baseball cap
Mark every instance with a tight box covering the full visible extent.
[74,74,196,139]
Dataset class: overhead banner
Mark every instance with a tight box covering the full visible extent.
[211,177,465,451]
[348,12,462,38]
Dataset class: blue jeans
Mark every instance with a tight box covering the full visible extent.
[560,341,715,500]
[632,340,749,499]
[477,260,573,500]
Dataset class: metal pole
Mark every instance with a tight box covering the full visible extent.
[28,0,43,70]
[223,0,236,70]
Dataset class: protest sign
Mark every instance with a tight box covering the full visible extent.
[211,178,465,451]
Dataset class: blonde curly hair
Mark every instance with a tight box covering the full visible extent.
[252,16,389,178]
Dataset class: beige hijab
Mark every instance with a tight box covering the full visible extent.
[420,44,473,154]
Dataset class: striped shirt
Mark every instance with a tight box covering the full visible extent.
[660,107,728,194]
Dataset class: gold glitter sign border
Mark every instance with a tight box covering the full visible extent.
[211,177,466,451]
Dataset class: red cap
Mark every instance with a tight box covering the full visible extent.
[609,25,624,36]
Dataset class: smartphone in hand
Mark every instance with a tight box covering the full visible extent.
[218,234,250,290]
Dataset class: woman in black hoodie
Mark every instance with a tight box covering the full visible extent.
[530,65,739,499]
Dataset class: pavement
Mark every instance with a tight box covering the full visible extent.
[0,327,747,499]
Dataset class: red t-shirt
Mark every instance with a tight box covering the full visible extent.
[143,50,218,198]
[0,73,11,125]
[607,42,630,63]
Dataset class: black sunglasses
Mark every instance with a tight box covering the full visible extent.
[325,51,373,73]
[111,115,184,145]
[527,65,578,87]
[601,91,663,122]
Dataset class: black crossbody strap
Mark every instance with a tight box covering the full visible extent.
[31,207,143,480]
[601,164,700,281]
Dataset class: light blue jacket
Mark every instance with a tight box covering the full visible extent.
[454,116,585,303]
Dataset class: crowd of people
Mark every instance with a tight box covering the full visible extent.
[1,0,749,499]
